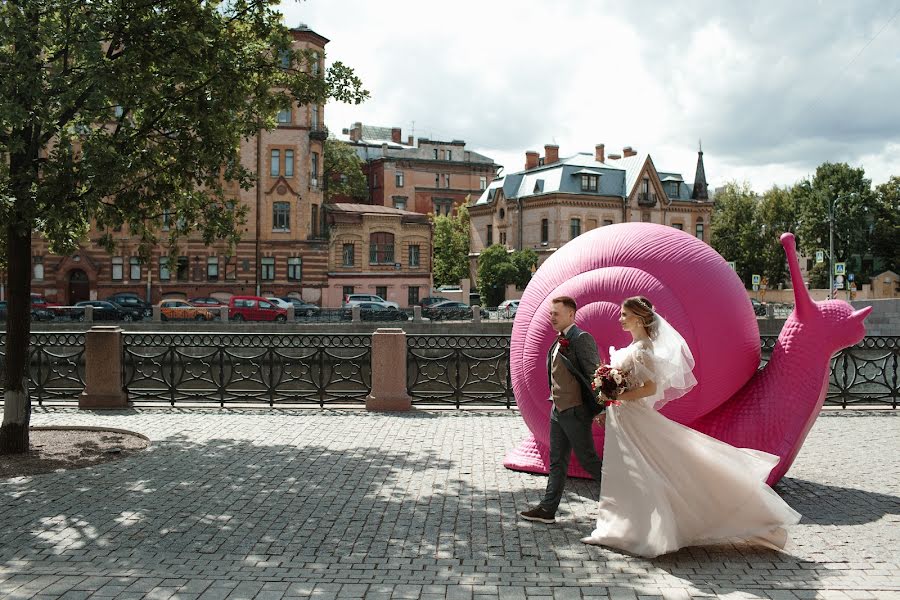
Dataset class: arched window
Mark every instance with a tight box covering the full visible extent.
[369,232,395,265]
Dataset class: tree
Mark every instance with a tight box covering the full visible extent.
[755,186,796,288]
[709,182,766,287]
[477,245,516,307]
[871,176,900,275]
[0,1,367,453]
[323,137,367,204]
[509,248,538,289]
[794,162,875,280]
[431,204,470,288]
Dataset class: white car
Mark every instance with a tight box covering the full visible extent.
[498,299,520,318]
[266,297,294,311]
[343,293,400,310]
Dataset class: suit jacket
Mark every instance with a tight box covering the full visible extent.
[547,324,600,410]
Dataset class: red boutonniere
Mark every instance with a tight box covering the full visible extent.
[557,335,570,349]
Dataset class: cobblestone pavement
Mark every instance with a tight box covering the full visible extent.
[1,408,898,600]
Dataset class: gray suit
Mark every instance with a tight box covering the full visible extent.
[540,324,604,514]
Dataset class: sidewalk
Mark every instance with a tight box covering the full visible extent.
[1,408,898,600]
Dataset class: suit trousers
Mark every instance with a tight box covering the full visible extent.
[540,403,604,513]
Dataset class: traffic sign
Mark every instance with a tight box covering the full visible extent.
[727,261,736,271]
[815,250,824,264]
[751,274,761,285]
[848,273,854,282]
[834,262,846,276]
[752,284,759,291]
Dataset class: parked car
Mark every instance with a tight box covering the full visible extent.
[279,297,321,318]
[73,300,127,321]
[188,297,225,307]
[266,297,294,311]
[750,298,767,317]
[419,296,451,308]
[498,299,520,318]
[160,299,217,321]
[105,293,151,319]
[342,293,400,310]
[0,301,55,322]
[31,293,62,312]
[342,302,410,322]
[423,301,488,321]
[227,296,288,322]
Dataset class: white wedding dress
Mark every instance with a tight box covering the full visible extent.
[583,338,802,558]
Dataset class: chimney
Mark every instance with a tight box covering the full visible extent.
[544,144,559,165]
[407,135,414,146]
[391,127,402,144]
[608,153,622,160]
[623,146,637,157]
[525,151,540,170]
[595,144,605,163]
[349,121,362,142]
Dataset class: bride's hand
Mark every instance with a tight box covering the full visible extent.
[594,413,606,426]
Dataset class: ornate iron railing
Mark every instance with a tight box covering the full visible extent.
[406,335,513,407]
[122,333,371,406]
[760,335,898,408]
[0,332,85,405]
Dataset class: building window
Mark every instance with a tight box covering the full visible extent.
[176,256,189,281]
[270,149,280,177]
[207,256,219,281]
[33,256,44,280]
[479,176,487,190]
[279,49,291,69]
[369,232,395,265]
[310,204,319,237]
[130,257,141,280]
[587,218,598,230]
[311,105,320,130]
[434,173,440,188]
[603,219,614,226]
[409,244,420,267]
[642,212,651,223]
[445,175,450,188]
[393,197,407,210]
[433,199,452,216]
[395,171,404,187]
[408,286,420,306]
[695,222,704,241]
[499,231,507,245]
[261,257,275,280]
[159,257,170,281]
[342,286,355,300]
[672,222,684,230]
[224,256,237,280]
[277,109,291,124]
[580,175,598,192]
[287,257,302,281]
[433,148,438,159]
[642,179,649,195]
[342,243,355,267]
[273,201,290,231]
[447,150,452,161]
[540,219,549,244]
[111,256,123,281]
[487,224,493,245]
[311,152,319,186]
[376,286,388,300]
[311,51,320,76]
[285,149,294,177]
[162,209,171,231]
[570,218,581,239]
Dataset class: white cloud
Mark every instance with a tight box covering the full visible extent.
[281,0,900,191]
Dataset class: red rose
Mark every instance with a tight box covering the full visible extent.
[558,336,570,349]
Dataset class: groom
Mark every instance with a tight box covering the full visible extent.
[519,296,603,524]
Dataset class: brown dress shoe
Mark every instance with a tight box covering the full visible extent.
[519,506,556,523]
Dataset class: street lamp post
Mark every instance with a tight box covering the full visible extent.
[828,192,857,300]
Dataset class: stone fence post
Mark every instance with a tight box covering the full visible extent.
[79,325,129,409]
[220,306,229,321]
[472,305,482,324]
[152,305,161,322]
[366,328,412,411]
[286,305,295,321]
[413,306,422,322]
[352,305,361,322]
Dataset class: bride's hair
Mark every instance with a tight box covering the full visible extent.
[623,296,659,340]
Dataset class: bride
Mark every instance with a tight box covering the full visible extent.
[581,296,801,557]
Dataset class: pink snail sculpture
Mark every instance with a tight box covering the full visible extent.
[504,223,871,485]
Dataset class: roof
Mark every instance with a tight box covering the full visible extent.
[326,203,419,216]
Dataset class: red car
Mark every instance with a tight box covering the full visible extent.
[227,296,288,322]
[31,293,61,309]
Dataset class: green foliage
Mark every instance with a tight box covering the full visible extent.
[431,204,470,288]
[476,245,537,306]
[871,176,900,274]
[709,182,766,287]
[323,138,367,203]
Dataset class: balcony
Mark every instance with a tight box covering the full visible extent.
[309,126,328,141]
[637,192,657,207]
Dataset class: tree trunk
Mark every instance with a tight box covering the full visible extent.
[0,219,32,454]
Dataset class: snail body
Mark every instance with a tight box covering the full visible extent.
[505,224,870,485]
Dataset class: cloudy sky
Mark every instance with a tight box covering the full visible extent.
[282,0,900,191]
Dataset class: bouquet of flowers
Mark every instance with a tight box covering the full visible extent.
[592,364,628,406]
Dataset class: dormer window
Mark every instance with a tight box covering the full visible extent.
[580,174,599,192]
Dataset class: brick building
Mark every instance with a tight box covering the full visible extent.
[335,123,499,215]
[468,143,713,280]
[27,25,332,306]
[324,203,432,308]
